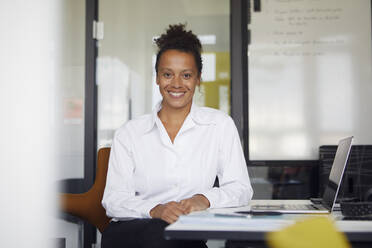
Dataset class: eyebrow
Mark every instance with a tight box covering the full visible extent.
[159,68,194,73]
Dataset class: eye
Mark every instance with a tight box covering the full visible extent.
[183,73,192,79]
[163,72,172,79]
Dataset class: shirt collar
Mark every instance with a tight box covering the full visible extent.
[143,100,216,134]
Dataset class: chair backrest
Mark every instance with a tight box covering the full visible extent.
[60,147,112,233]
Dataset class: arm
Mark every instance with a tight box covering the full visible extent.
[178,194,210,214]
[150,194,209,222]
[149,201,187,223]
[101,127,159,218]
[201,117,253,208]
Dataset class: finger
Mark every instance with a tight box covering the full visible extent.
[169,202,187,214]
[164,212,180,223]
[160,210,178,223]
[179,199,191,208]
[170,213,180,222]
[169,201,181,206]
[184,205,193,214]
[170,204,187,216]
[177,204,188,213]
[168,201,182,209]
[166,207,184,217]
[162,204,185,217]
[162,216,173,224]
[178,202,192,214]
[184,209,191,215]
[180,200,194,210]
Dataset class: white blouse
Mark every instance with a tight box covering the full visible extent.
[102,102,253,220]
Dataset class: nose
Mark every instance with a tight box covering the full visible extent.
[171,75,182,88]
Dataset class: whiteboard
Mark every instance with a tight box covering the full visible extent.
[248,0,372,160]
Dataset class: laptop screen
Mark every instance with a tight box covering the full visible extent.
[322,136,353,211]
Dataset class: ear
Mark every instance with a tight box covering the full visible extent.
[196,75,201,86]
[156,75,160,85]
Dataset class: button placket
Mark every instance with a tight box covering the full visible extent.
[165,148,177,190]
[173,149,182,189]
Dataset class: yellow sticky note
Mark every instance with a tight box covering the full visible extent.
[266,217,350,248]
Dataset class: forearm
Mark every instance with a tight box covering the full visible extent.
[202,182,253,208]
[102,190,159,219]
[192,194,210,208]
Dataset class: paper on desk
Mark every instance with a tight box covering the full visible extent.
[179,212,294,230]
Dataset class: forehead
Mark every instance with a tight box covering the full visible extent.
[158,49,197,70]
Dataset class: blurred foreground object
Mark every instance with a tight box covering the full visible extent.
[266,217,350,248]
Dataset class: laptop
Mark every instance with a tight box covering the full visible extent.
[250,136,353,214]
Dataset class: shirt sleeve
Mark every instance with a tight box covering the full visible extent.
[102,126,159,219]
[201,116,254,208]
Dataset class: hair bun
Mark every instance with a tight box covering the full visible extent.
[155,23,201,53]
[154,23,203,75]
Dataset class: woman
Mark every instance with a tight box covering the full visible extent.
[101,24,253,248]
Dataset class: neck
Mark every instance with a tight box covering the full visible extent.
[158,102,192,125]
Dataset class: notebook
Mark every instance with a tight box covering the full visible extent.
[250,136,353,214]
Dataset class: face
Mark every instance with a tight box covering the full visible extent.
[156,49,200,112]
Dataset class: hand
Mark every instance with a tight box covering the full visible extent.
[179,194,210,215]
[150,201,186,224]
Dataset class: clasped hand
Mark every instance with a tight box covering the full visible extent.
[149,194,210,224]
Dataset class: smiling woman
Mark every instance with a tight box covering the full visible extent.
[156,49,201,143]
[101,24,253,248]
[154,24,203,143]
[155,24,201,112]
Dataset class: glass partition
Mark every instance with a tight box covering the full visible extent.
[54,0,86,247]
[247,0,372,199]
[248,0,372,160]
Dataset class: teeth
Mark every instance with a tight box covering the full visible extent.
[169,92,184,97]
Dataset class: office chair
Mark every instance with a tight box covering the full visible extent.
[60,147,112,233]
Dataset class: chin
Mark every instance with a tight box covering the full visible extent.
[164,99,192,110]
[168,103,189,109]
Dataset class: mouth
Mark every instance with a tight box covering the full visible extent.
[168,91,186,98]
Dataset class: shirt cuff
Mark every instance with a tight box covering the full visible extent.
[136,200,160,218]
[198,188,220,209]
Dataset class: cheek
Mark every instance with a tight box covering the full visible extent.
[185,80,198,91]
[157,79,169,89]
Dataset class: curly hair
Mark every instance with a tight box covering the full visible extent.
[155,24,202,76]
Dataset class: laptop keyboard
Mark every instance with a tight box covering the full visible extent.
[284,204,318,210]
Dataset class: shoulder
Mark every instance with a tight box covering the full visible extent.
[193,106,234,126]
[114,113,153,140]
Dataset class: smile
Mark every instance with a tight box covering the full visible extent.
[168,91,185,98]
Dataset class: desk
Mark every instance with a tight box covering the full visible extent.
[165,200,372,248]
